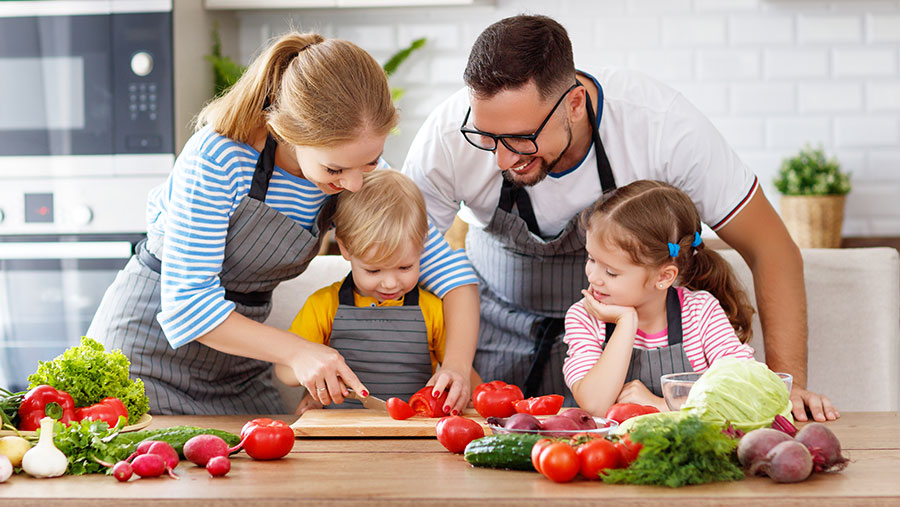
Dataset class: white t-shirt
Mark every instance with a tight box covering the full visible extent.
[402,68,758,238]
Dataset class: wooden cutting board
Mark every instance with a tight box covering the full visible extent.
[291,408,492,437]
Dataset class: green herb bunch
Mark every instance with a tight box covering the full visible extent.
[774,145,851,196]
[50,419,128,475]
[602,415,745,488]
[27,337,149,425]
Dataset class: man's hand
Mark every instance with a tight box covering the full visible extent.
[790,385,839,421]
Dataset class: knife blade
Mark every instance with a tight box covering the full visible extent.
[345,389,388,412]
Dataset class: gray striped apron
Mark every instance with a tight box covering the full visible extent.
[88,134,332,415]
[468,83,615,405]
[327,275,433,408]
[604,287,692,397]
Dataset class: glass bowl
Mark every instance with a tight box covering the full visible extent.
[487,416,618,438]
[660,371,793,411]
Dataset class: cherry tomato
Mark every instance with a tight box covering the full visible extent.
[240,418,294,460]
[435,416,485,454]
[604,403,659,424]
[472,381,524,418]
[576,438,622,479]
[386,397,416,420]
[514,395,565,416]
[538,442,579,483]
[530,438,554,474]
[614,435,643,466]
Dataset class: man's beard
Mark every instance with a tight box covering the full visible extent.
[501,123,574,188]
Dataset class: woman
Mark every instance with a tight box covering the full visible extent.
[88,32,479,415]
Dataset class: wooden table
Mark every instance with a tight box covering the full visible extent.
[4,412,899,506]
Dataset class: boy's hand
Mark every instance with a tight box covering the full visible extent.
[580,290,638,328]
[428,365,471,415]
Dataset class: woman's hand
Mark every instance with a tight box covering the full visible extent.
[293,392,324,415]
[617,379,667,412]
[580,290,638,328]
[427,364,471,415]
[288,339,367,407]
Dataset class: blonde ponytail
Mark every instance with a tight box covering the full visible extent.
[196,31,396,146]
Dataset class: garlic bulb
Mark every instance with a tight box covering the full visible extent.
[21,417,68,478]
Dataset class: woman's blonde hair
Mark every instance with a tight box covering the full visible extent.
[333,170,429,265]
[581,180,756,343]
[196,31,397,147]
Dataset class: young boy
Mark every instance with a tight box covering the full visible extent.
[275,170,450,412]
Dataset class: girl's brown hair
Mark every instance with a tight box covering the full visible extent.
[582,180,755,342]
[333,170,429,266]
[196,31,397,147]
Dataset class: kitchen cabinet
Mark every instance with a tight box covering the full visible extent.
[205,0,493,9]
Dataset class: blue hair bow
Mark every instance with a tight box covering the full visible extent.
[667,242,680,258]
[691,231,702,248]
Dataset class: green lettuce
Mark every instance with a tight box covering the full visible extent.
[680,357,792,432]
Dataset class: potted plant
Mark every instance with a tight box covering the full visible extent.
[774,145,851,248]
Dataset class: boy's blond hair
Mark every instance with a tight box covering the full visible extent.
[333,170,429,265]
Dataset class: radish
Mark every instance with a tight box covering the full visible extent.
[206,456,231,477]
[183,434,244,467]
[112,461,133,482]
[749,440,813,483]
[126,440,156,463]
[125,440,180,479]
[131,454,167,478]
[737,428,793,468]
[794,422,849,472]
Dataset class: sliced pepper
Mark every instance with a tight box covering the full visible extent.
[472,380,524,418]
[408,386,449,418]
[74,397,129,428]
[18,385,76,431]
[514,394,565,416]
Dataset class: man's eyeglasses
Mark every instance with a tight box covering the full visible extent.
[459,82,581,155]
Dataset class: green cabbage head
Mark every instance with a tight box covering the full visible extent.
[680,357,792,432]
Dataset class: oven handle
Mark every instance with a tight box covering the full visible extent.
[0,241,133,260]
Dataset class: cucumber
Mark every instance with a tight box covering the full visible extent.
[112,426,242,458]
[463,433,544,471]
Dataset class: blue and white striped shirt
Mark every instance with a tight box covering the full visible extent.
[146,128,477,348]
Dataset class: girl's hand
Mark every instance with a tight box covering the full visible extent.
[580,290,638,328]
[288,339,367,407]
[617,379,667,412]
[427,365,471,415]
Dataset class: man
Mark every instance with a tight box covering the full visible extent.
[402,14,836,421]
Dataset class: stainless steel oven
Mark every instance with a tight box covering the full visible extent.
[0,1,175,389]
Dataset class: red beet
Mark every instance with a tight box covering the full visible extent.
[795,422,849,472]
[749,440,813,483]
[206,456,231,477]
[737,428,794,468]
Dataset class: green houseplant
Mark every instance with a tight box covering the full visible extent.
[774,145,851,248]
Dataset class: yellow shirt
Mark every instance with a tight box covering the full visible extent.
[288,280,446,372]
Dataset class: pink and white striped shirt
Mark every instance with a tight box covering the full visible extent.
[562,287,754,388]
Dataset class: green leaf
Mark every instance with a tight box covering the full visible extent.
[773,144,851,196]
[383,37,426,77]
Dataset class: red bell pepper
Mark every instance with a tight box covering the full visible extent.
[240,418,295,460]
[408,386,449,418]
[74,397,129,428]
[514,394,565,416]
[18,385,76,431]
[604,403,659,424]
[472,380,524,418]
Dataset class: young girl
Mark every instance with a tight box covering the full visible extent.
[277,170,476,414]
[88,31,478,415]
[563,180,756,416]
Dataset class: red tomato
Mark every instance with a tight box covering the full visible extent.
[576,438,622,479]
[538,442,579,483]
[240,418,295,460]
[435,416,485,454]
[514,395,565,416]
[408,386,449,418]
[386,397,416,420]
[613,435,643,466]
[530,438,554,474]
[471,381,524,418]
[604,403,659,424]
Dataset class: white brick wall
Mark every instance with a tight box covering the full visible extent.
[237,0,900,236]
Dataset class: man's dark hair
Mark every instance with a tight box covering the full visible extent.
[463,15,575,100]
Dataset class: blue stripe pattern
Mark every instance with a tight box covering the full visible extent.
[146,128,476,347]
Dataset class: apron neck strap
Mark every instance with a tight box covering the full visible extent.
[338,274,420,306]
[248,134,277,202]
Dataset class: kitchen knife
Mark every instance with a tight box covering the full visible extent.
[345,389,388,412]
